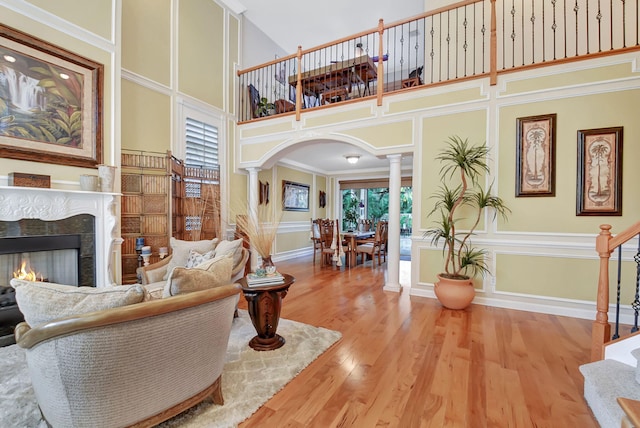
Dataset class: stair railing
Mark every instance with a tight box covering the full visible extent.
[592,221,640,361]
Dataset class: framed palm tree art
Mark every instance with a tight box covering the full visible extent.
[576,126,623,216]
[516,113,557,197]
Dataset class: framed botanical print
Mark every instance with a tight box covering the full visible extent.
[576,127,623,216]
[516,114,557,197]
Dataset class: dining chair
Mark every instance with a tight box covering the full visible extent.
[311,218,322,264]
[318,219,335,266]
[355,220,387,266]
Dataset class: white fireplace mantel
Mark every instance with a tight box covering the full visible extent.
[0,186,121,286]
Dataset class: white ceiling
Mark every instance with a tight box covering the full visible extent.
[238,0,425,54]
[234,0,425,175]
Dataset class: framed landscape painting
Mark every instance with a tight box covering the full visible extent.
[576,127,623,216]
[0,24,103,167]
[515,113,556,197]
[282,180,309,211]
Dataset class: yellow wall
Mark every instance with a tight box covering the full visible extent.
[121,80,171,152]
[178,0,224,108]
[498,90,640,234]
[122,0,171,86]
[26,0,112,40]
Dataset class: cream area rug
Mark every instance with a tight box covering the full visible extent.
[0,311,342,428]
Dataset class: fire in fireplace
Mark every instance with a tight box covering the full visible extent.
[0,235,82,287]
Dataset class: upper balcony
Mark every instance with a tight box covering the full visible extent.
[237,0,640,123]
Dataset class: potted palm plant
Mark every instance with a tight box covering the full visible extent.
[424,136,510,309]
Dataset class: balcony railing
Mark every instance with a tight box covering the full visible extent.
[238,0,640,123]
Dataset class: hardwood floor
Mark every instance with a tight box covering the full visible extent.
[237,256,597,428]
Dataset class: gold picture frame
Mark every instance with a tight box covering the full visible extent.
[0,24,103,167]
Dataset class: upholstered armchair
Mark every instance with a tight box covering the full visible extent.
[137,238,250,299]
[12,281,241,428]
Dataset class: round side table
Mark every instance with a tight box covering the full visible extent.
[237,273,295,351]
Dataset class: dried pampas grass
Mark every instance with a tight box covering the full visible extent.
[236,205,281,259]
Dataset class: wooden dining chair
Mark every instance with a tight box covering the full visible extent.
[318,219,335,266]
[311,218,323,264]
[355,220,387,266]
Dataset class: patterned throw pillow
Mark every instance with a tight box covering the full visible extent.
[163,253,233,297]
[11,279,145,326]
[185,249,215,268]
[162,237,219,280]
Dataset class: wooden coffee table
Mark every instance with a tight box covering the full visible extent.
[237,273,295,351]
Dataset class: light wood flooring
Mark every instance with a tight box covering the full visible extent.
[237,256,598,427]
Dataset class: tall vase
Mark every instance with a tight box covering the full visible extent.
[97,165,116,192]
[261,255,276,274]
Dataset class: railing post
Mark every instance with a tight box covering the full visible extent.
[377,19,384,106]
[295,46,302,122]
[592,224,613,361]
[490,0,497,85]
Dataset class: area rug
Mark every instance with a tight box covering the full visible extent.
[0,311,342,428]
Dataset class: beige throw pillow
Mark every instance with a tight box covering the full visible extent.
[163,237,219,280]
[213,238,244,268]
[11,279,145,326]
[163,253,233,297]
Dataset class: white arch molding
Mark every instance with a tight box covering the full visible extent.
[241,134,408,293]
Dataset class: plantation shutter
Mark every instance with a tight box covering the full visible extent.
[185,117,219,170]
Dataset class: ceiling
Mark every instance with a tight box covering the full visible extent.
[235,0,424,176]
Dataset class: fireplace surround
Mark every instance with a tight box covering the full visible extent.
[0,186,120,287]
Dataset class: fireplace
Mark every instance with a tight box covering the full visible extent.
[0,185,121,287]
[0,217,95,287]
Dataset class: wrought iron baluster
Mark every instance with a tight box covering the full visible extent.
[564,0,568,58]
[521,0,525,65]
[622,0,628,48]
[446,10,451,80]
[463,6,468,77]
[586,0,591,54]
[481,1,486,73]
[574,0,579,55]
[613,245,622,339]
[430,18,435,83]
[439,13,443,82]
[511,0,516,68]
[632,233,640,333]
[542,0,546,61]
[552,0,558,60]
[597,0,603,52]
[531,0,536,64]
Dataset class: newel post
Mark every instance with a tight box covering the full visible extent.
[377,19,384,106]
[592,224,613,361]
[489,0,497,85]
[295,45,303,121]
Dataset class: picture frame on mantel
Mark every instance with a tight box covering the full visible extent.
[576,126,623,216]
[0,23,103,168]
[515,113,557,197]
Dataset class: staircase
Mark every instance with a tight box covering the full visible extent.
[582,222,640,427]
[580,342,640,427]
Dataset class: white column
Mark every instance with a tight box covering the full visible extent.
[246,167,261,271]
[384,154,402,292]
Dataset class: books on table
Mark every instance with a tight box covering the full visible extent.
[245,271,285,287]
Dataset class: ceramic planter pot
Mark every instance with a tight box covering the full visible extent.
[434,274,475,310]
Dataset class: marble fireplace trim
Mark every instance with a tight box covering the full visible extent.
[0,186,121,287]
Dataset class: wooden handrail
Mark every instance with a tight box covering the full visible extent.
[591,222,640,361]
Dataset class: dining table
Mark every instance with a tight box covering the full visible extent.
[342,230,375,267]
[288,55,377,106]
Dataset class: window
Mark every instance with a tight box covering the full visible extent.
[185,117,219,172]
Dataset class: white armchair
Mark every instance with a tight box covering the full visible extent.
[14,283,241,428]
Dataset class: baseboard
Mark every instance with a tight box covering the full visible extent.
[409,286,636,324]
